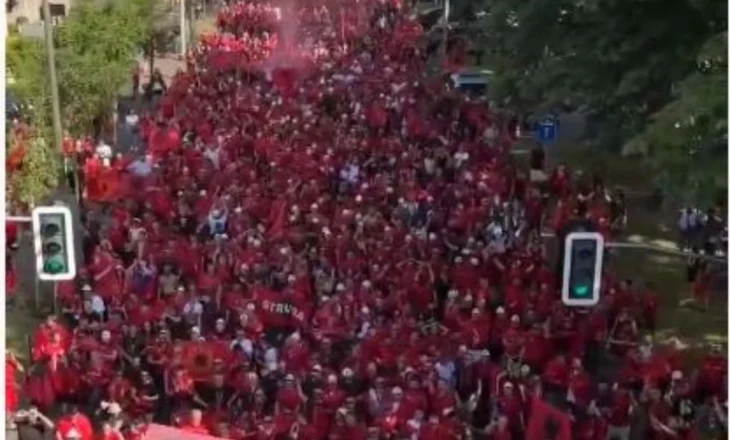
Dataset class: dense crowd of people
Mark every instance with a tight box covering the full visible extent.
[6,0,728,439]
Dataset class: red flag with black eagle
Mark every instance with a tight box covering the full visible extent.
[526,397,573,440]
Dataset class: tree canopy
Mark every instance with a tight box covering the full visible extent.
[458,0,727,204]
[6,0,170,133]
[6,0,165,203]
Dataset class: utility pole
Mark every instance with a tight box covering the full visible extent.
[187,0,196,51]
[180,0,187,56]
[42,0,80,200]
[440,0,450,67]
[42,0,63,157]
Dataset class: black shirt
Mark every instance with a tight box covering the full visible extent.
[196,384,235,411]
[530,147,545,170]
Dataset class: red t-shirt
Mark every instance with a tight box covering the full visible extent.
[57,414,94,440]
[276,386,301,411]
[609,389,632,427]
[542,357,568,388]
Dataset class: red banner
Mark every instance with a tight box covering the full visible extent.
[145,424,224,440]
[182,340,233,381]
[525,397,573,440]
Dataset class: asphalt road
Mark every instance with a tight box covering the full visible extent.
[116,55,185,157]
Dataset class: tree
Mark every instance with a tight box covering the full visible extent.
[6,33,49,116]
[6,34,60,205]
[467,0,727,201]
[7,119,61,206]
[6,0,164,204]
[624,32,727,205]
[54,0,155,136]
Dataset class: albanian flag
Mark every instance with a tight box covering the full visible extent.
[183,340,233,382]
[526,397,573,440]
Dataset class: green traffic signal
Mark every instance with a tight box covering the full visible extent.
[44,255,66,274]
[33,207,77,281]
[573,285,590,296]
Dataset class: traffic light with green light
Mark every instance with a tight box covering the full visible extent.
[32,206,76,281]
[561,232,604,306]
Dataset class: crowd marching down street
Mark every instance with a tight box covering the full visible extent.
[6,0,728,439]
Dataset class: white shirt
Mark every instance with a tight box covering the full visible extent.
[231,338,254,357]
[183,300,203,316]
[125,113,139,127]
[340,164,359,184]
[204,146,222,169]
[90,294,106,314]
[264,347,278,371]
[127,159,152,177]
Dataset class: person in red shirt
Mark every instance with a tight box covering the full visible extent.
[568,359,593,415]
[497,381,524,436]
[276,374,304,414]
[502,315,525,369]
[6,351,23,418]
[607,310,639,357]
[698,345,727,398]
[542,354,569,395]
[606,385,633,440]
[56,406,94,440]
[648,387,677,440]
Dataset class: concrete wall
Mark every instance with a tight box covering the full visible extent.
[8,0,71,25]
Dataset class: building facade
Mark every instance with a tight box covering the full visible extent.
[8,0,71,25]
